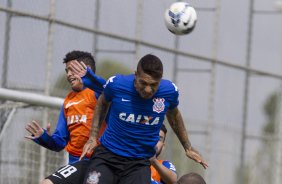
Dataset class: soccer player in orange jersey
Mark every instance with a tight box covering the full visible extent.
[151,124,177,184]
[25,50,106,164]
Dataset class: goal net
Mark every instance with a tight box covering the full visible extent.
[0,88,67,184]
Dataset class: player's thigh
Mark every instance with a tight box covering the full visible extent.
[118,165,151,184]
[40,179,53,184]
[83,158,116,184]
[45,160,89,184]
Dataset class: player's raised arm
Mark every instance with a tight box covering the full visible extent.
[166,107,208,169]
[80,93,110,160]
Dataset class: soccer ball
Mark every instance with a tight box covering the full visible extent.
[164,2,197,35]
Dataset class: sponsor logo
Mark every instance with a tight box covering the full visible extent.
[152,98,165,113]
[119,113,160,125]
[67,114,87,125]
[65,99,84,109]
[121,98,130,102]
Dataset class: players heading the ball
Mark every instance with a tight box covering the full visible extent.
[80,54,208,184]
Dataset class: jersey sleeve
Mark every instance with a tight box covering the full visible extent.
[81,67,106,96]
[103,75,117,102]
[33,106,69,152]
[168,82,179,109]
[151,180,162,184]
[162,160,177,173]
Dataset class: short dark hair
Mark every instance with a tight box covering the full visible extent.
[63,50,96,73]
[177,173,206,184]
[137,54,163,79]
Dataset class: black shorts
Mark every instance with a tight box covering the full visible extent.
[84,145,151,184]
[45,160,89,184]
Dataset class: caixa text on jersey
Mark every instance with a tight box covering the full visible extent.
[119,113,160,125]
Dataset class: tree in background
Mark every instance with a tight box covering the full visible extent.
[96,59,132,80]
[51,74,69,97]
[234,91,279,184]
[253,91,278,184]
[263,93,277,134]
[253,92,279,184]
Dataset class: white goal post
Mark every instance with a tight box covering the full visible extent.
[0,88,64,108]
[0,87,64,141]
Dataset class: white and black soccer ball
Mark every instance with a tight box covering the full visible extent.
[164,2,197,35]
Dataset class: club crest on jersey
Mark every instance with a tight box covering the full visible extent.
[153,98,165,113]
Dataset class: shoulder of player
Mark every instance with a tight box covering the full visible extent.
[83,87,95,94]
[114,74,134,81]
[65,88,94,96]
[64,88,96,103]
[105,74,134,87]
[64,90,75,99]
[159,79,179,93]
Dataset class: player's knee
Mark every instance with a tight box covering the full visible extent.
[40,179,53,184]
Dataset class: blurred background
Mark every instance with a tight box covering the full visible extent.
[0,0,282,184]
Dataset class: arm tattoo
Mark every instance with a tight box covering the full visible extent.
[166,108,191,150]
[90,93,110,138]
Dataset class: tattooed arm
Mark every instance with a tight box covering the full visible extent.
[166,107,191,150]
[80,93,110,160]
[166,107,208,169]
[90,93,110,138]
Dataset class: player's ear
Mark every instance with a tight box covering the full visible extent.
[134,71,137,77]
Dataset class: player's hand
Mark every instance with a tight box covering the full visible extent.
[185,147,208,169]
[79,138,97,161]
[25,120,51,139]
[70,60,87,78]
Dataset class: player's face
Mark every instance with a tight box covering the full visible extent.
[155,130,165,157]
[134,70,161,99]
[65,60,83,92]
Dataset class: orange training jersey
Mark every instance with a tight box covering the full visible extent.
[151,159,177,183]
[64,88,105,157]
